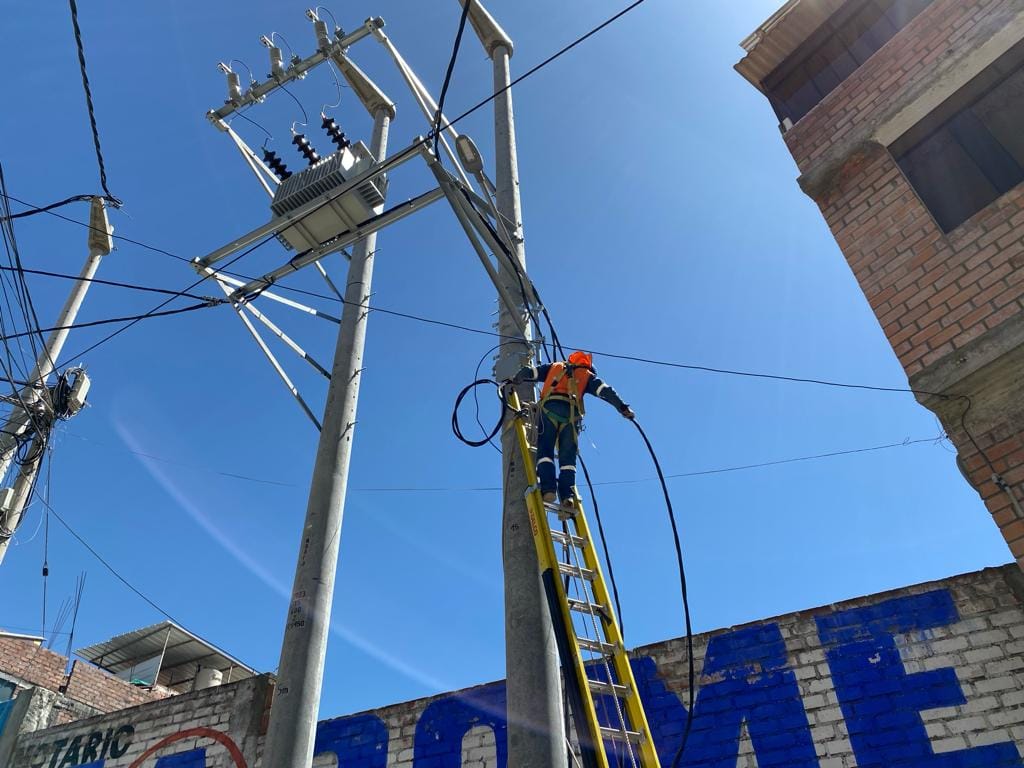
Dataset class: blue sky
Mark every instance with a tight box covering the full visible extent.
[0,0,1012,717]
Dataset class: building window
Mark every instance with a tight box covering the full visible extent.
[891,41,1024,233]
[763,0,933,125]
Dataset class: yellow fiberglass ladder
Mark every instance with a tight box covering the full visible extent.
[508,390,661,768]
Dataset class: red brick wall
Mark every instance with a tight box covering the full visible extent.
[0,635,170,722]
[0,636,66,692]
[63,660,170,713]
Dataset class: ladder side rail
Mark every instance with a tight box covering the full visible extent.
[563,512,639,768]
[571,501,663,768]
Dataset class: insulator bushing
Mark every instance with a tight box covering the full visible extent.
[322,114,351,150]
[292,132,320,165]
[263,149,292,180]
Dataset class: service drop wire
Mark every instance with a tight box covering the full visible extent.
[631,418,694,767]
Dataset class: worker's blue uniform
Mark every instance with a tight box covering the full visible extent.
[513,363,629,502]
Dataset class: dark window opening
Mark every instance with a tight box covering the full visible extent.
[763,0,934,125]
[891,41,1024,233]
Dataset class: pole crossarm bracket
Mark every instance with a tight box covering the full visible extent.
[207,18,385,125]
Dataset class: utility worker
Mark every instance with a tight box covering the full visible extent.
[509,351,634,506]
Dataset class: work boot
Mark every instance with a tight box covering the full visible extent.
[542,491,557,504]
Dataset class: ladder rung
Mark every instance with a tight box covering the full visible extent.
[576,636,617,655]
[551,529,586,547]
[558,562,595,581]
[600,726,642,744]
[588,678,631,698]
[567,597,606,615]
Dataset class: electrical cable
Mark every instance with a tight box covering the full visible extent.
[452,379,507,448]
[630,420,694,767]
[0,265,213,301]
[67,0,121,207]
[0,301,220,344]
[0,196,993,409]
[231,110,275,144]
[578,454,624,638]
[433,0,472,157]
[0,194,99,221]
[38,492,259,670]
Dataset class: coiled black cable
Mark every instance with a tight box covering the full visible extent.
[452,379,507,448]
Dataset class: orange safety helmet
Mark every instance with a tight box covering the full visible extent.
[568,350,593,368]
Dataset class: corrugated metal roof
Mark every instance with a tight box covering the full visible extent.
[75,621,256,683]
[735,0,846,91]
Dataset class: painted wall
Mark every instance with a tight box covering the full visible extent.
[9,565,1024,767]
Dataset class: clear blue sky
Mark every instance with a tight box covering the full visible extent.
[1,0,1012,717]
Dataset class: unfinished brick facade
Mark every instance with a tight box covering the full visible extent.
[737,0,1024,568]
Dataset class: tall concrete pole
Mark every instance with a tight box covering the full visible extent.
[0,197,112,567]
[462,2,567,765]
[0,198,112,482]
[261,58,394,768]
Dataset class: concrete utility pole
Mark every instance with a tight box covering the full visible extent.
[0,197,110,567]
[261,60,395,768]
[462,2,568,765]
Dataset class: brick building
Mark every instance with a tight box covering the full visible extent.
[735,0,1024,567]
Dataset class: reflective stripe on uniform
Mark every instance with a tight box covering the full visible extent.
[537,457,555,465]
[560,465,576,472]
[595,382,608,396]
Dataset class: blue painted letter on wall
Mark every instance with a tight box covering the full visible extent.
[817,590,1024,768]
[315,713,388,767]
[414,682,507,768]
[681,623,820,767]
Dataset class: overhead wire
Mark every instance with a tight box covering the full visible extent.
[67,0,121,207]
[0,265,215,301]
[433,0,471,157]
[0,189,985,409]
[38,492,260,670]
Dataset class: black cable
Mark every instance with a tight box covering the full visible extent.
[578,455,624,638]
[67,0,121,206]
[630,419,694,767]
[442,0,649,134]
[0,265,213,301]
[452,379,507,448]
[434,1,472,157]
[40,493,259,670]
[0,301,219,344]
[0,194,101,221]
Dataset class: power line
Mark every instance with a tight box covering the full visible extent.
[0,265,214,301]
[0,301,220,344]
[67,0,120,206]
[433,0,471,157]
[0,195,97,221]
[40,494,260,670]
[352,434,945,492]
[0,194,959,401]
[42,496,185,626]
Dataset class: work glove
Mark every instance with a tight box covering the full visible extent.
[620,405,636,420]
